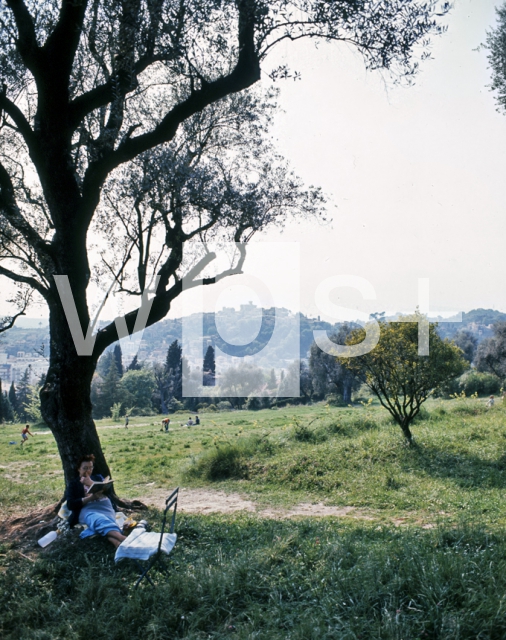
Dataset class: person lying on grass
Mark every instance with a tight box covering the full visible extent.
[66,454,127,549]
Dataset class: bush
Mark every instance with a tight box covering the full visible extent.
[217,401,233,411]
[245,396,262,411]
[325,393,347,407]
[185,443,249,480]
[458,371,501,396]
[167,399,184,412]
[185,435,278,481]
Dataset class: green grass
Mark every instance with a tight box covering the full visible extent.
[1,398,506,526]
[2,516,506,639]
[2,398,506,638]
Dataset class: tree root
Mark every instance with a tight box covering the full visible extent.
[0,495,147,547]
[112,494,148,511]
[0,501,62,546]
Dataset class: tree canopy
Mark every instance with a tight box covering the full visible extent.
[487,2,506,113]
[0,0,450,484]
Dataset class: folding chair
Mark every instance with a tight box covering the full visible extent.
[115,487,179,588]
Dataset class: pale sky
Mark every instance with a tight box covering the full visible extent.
[256,0,506,322]
[4,0,506,326]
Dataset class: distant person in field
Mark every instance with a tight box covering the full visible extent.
[186,417,194,426]
[195,415,200,425]
[124,415,129,429]
[486,395,495,408]
[20,425,34,446]
[162,418,170,432]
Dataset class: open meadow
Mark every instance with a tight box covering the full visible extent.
[2,398,506,638]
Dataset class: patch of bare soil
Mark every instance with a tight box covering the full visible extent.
[138,487,374,520]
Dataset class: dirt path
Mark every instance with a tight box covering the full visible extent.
[138,487,374,520]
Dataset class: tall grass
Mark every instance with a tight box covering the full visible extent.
[2,516,506,639]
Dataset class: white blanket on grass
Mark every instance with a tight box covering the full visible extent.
[114,526,177,562]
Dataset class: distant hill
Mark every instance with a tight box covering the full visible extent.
[2,307,505,366]
[436,308,506,342]
[462,309,506,325]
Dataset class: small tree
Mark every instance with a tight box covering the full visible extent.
[24,385,43,423]
[341,315,467,444]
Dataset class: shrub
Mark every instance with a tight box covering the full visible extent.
[110,402,122,421]
[217,401,233,411]
[185,436,278,480]
[325,393,347,407]
[168,399,184,412]
[245,396,262,411]
[459,371,501,396]
[185,443,249,480]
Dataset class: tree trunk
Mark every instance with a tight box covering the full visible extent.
[400,418,413,445]
[40,305,109,488]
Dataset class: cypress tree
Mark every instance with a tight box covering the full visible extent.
[127,355,142,371]
[164,340,183,402]
[203,345,216,386]
[8,382,18,415]
[113,344,124,377]
[3,392,14,422]
[16,367,31,421]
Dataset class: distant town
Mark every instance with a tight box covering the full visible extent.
[0,306,505,386]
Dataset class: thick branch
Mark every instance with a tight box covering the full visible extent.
[5,0,40,71]
[0,264,48,298]
[43,0,89,80]
[0,91,38,155]
[68,54,168,131]
[93,246,246,359]
[80,1,260,211]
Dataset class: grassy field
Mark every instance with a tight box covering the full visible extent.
[1,397,506,638]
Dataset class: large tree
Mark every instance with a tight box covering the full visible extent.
[0,0,449,486]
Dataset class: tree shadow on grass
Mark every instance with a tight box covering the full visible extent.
[400,444,506,490]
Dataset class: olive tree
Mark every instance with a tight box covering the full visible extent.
[340,316,466,444]
[0,0,449,486]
